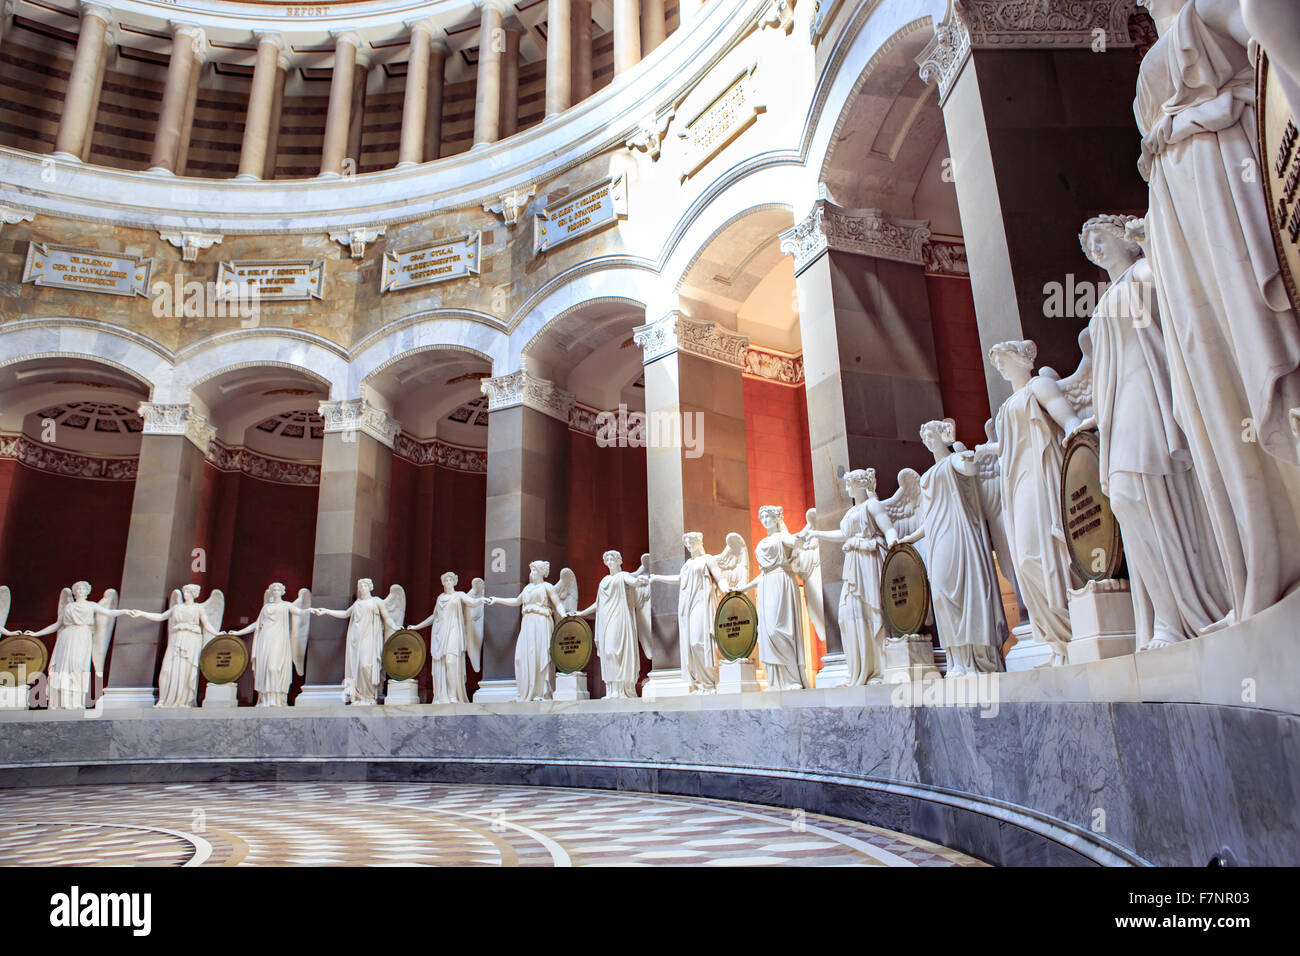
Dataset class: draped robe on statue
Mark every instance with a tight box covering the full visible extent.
[514,583,555,701]
[1088,263,1231,645]
[836,504,886,685]
[754,535,805,691]
[593,571,644,698]
[48,601,97,710]
[430,593,471,703]
[156,603,206,708]
[252,603,295,700]
[676,554,720,693]
[343,597,389,704]
[1136,2,1300,618]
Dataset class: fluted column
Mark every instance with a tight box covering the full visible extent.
[347,53,370,171]
[472,0,505,147]
[642,0,665,52]
[174,52,204,175]
[53,4,113,160]
[424,40,447,161]
[545,0,571,117]
[320,32,359,176]
[148,23,203,174]
[397,19,435,167]
[237,33,283,180]
[612,0,641,76]
[262,54,288,180]
[571,0,592,102]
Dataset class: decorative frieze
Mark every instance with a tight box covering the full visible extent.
[392,433,488,473]
[138,402,216,453]
[479,370,576,424]
[207,439,321,486]
[380,233,480,293]
[318,397,401,449]
[780,200,931,274]
[533,176,628,254]
[483,185,535,226]
[158,230,223,263]
[632,313,749,368]
[23,243,152,297]
[217,259,324,301]
[678,64,765,182]
[923,239,970,277]
[0,432,138,481]
[328,225,385,259]
[568,402,605,437]
[743,346,804,385]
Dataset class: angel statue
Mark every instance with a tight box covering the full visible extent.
[486,561,574,702]
[714,532,750,592]
[646,532,727,694]
[792,508,825,644]
[4,582,128,709]
[736,506,808,691]
[1076,214,1230,647]
[899,420,1007,675]
[410,573,486,704]
[310,579,404,705]
[632,553,653,669]
[799,469,910,685]
[576,551,653,699]
[975,340,1086,665]
[225,584,311,707]
[125,584,225,708]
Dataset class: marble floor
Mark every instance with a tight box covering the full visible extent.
[0,782,986,867]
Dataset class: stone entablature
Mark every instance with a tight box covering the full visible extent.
[318,397,401,448]
[207,439,321,486]
[779,201,932,275]
[139,402,216,454]
[391,433,487,473]
[633,312,750,368]
[0,432,138,481]
[480,370,576,425]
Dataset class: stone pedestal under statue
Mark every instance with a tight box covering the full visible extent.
[717,658,760,694]
[554,672,590,701]
[202,683,238,709]
[882,634,940,684]
[1067,579,1137,664]
[384,679,419,705]
[1004,622,1054,671]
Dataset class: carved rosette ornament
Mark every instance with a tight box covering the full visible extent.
[632,313,749,368]
[318,397,401,449]
[479,369,576,424]
[138,402,216,454]
[780,201,931,275]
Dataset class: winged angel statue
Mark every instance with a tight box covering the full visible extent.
[311,579,405,705]
[411,573,487,703]
[127,585,225,707]
[487,561,576,701]
[227,583,312,706]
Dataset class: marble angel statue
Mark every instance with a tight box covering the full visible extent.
[1075,214,1231,647]
[125,584,225,708]
[1135,0,1300,621]
[576,551,653,699]
[410,573,486,704]
[799,469,909,685]
[487,561,573,701]
[714,532,751,593]
[5,582,129,709]
[737,506,808,691]
[892,420,1007,675]
[310,579,404,705]
[646,532,728,694]
[226,584,311,707]
[792,508,826,643]
[975,340,1088,666]
[632,553,653,668]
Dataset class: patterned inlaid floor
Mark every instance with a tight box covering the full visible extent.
[0,783,987,867]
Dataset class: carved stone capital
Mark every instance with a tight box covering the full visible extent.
[778,204,828,275]
[483,184,535,226]
[328,225,385,259]
[158,230,222,262]
[633,313,749,369]
[138,402,215,454]
[318,397,400,448]
[781,200,930,274]
[479,370,575,424]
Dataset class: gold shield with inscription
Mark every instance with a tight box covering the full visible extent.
[550,615,593,674]
[1258,51,1300,310]
[0,635,48,685]
[1060,428,1124,581]
[713,590,758,662]
[880,543,931,638]
[199,635,250,685]
[382,628,428,681]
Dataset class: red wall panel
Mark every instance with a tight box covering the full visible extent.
[926,275,993,449]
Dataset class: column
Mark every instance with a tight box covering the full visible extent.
[237,33,284,180]
[53,3,113,160]
[78,14,112,162]
[347,52,370,171]
[103,404,214,709]
[571,0,591,102]
[780,200,945,685]
[499,24,520,137]
[642,0,666,52]
[472,0,506,147]
[424,41,447,162]
[174,52,204,175]
[632,312,750,699]
[474,369,574,701]
[612,0,641,77]
[397,19,435,167]
[147,23,203,174]
[298,398,398,704]
[320,32,359,176]
[546,0,571,117]
[915,4,1145,407]
[262,55,288,180]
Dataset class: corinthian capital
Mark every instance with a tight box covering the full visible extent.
[479,369,575,423]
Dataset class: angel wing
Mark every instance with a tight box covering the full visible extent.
[290,588,311,675]
[199,589,225,647]
[0,585,10,634]
[715,533,750,590]
[58,587,72,624]
[881,469,924,539]
[1042,326,1095,420]
[465,578,486,673]
[383,584,406,635]
[633,553,653,660]
[91,588,118,677]
[555,568,579,616]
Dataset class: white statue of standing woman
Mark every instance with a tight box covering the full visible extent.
[225,583,311,707]
[800,469,907,685]
[1135,0,1300,620]
[738,505,807,691]
[310,579,404,705]
[411,573,486,704]
[647,532,728,694]
[791,508,825,645]
[1077,214,1232,647]
[4,582,127,709]
[126,584,225,708]
[487,561,573,702]
[577,550,651,699]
